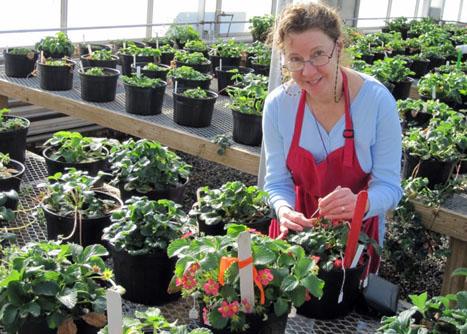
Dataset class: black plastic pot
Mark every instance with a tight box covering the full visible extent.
[232,109,262,146]
[123,81,167,115]
[391,77,413,100]
[0,159,25,192]
[42,146,109,177]
[80,54,118,69]
[4,51,38,78]
[251,63,270,76]
[200,308,288,334]
[297,264,365,319]
[245,216,271,235]
[118,53,158,76]
[38,60,75,91]
[402,152,457,188]
[209,55,241,75]
[160,52,175,65]
[402,109,432,129]
[110,246,179,305]
[410,59,430,78]
[79,67,120,102]
[373,51,386,61]
[427,56,446,71]
[0,115,30,163]
[131,62,170,81]
[173,76,211,92]
[79,43,111,56]
[197,218,225,236]
[216,66,254,96]
[1,190,19,211]
[361,54,375,64]
[41,50,71,59]
[118,178,188,204]
[18,317,101,334]
[173,90,217,127]
[175,60,211,74]
[42,191,122,247]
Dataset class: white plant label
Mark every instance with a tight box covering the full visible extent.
[174,80,178,93]
[106,289,123,334]
[237,231,255,310]
[219,58,223,71]
[133,55,137,67]
[136,66,141,78]
[431,85,436,100]
[87,44,93,56]
[156,33,159,49]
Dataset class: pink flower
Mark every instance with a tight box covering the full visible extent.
[181,275,197,290]
[333,259,343,269]
[305,289,312,301]
[175,278,183,287]
[203,279,220,296]
[241,298,252,313]
[311,255,320,264]
[202,307,210,325]
[181,231,193,239]
[189,263,200,273]
[218,301,231,318]
[257,268,274,286]
[230,301,240,315]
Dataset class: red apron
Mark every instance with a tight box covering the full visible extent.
[269,70,380,273]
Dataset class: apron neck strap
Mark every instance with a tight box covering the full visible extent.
[341,70,355,167]
[291,90,307,148]
[343,190,368,268]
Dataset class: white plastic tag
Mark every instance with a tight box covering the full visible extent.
[136,66,141,78]
[87,44,93,56]
[106,289,123,334]
[238,231,255,311]
[174,80,178,93]
[219,58,223,71]
[156,33,159,49]
[431,85,436,100]
[133,55,136,67]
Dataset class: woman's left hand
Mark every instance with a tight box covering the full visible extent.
[318,186,360,221]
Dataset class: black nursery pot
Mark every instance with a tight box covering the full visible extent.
[118,178,188,204]
[175,60,212,74]
[297,264,365,319]
[250,63,270,76]
[42,146,109,177]
[79,43,111,56]
[197,218,224,236]
[361,54,375,64]
[123,81,167,116]
[131,62,170,81]
[427,56,446,71]
[118,53,157,76]
[42,191,122,247]
[110,246,180,305]
[209,55,241,75]
[18,316,101,334]
[79,67,120,102]
[391,77,413,100]
[160,52,175,65]
[0,115,30,163]
[215,66,254,96]
[232,109,262,146]
[402,152,456,189]
[410,59,430,78]
[0,159,25,192]
[80,54,119,69]
[402,109,432,129]
[173,76,211,91]
[4,51,38,78]
[38,60,75,91]
[173,90,218,127]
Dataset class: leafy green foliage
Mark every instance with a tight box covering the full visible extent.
[250,48,271,66]
[182,87,209,99]
[168,66,211,81]
[363,57,414,84]
[0,153,18,179]
[0,108,28,133]
[0,190,17,223]
[122,74,165,88]
[168,225,323,332]
[35,32,74,56]
[175,51,209,64]
[98,307,211,334]
[103,197,190,256]
[84,67,105,76]
[7,48,35,56]
[109,139,191,193]
[119,45,161,57]
[189,181,272,228]
[0,241,114,333]
[39,168,120,219]
[43,59,70,67]
[418,71,467,104]
[385,17,409,33]
[249,15,275,42]
[226,73,268,116]
[88,50,114,61]
[43,131,108,163]
[160,44,176,54]
[209,39,243,58]
[288,218,379,271]
[143,36,172,47]
[184,39,208,52]
[166,24,201,45]
[212,134,232,155]
[143,62,169,71]
[397,99,457,126]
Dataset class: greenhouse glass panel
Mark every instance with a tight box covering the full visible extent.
[442,0,461,21]
[0,0,61,47]
[390,0,417,19]
[357,0,389,27]
[68,0,147,42]
[152,0,199,37]
[220,0,272,34]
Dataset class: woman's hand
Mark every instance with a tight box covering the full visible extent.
[318,186,366,220]
[277,206,317,239]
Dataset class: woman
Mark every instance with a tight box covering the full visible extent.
[264,3,402,272]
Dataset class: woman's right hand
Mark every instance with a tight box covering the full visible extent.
[277,206,316,238]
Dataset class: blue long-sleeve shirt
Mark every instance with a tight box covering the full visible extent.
[262,72,403,240]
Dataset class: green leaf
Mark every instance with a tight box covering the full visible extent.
[301,275,324,299]
[208,308,229,329]
[32,280,59,296]
[294,258,313,279]
[58,289,78,309]
[0,304,18,326]
[290,286,306,307]
[456,291,467,309]
[0,270,21,287]
[20,301,41,318]
[167,238,190,258]
[79,244,108,262]
[288,245,305,259]
[252,245,275,265]
[281,275,299,292]
[409,292,428,312]
[7,281,27,306]
[452,267,467,277]
[274,297,289,316]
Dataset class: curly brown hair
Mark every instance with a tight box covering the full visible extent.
[272,2,343,51]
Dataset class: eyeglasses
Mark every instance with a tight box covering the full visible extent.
[284,42,337,72]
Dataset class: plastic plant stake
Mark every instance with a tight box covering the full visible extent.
[133,55,136,68]
[238,231,255,310]
[220,58,223,71]
[156,33,159,49]
[136,66,141,78]
[350,244,365,269]
[87,44,93,56]
[431,85,436,100]
[174,80,178,93]
[106,288,123,334]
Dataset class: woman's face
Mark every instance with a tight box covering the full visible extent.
[283,29,340,97]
